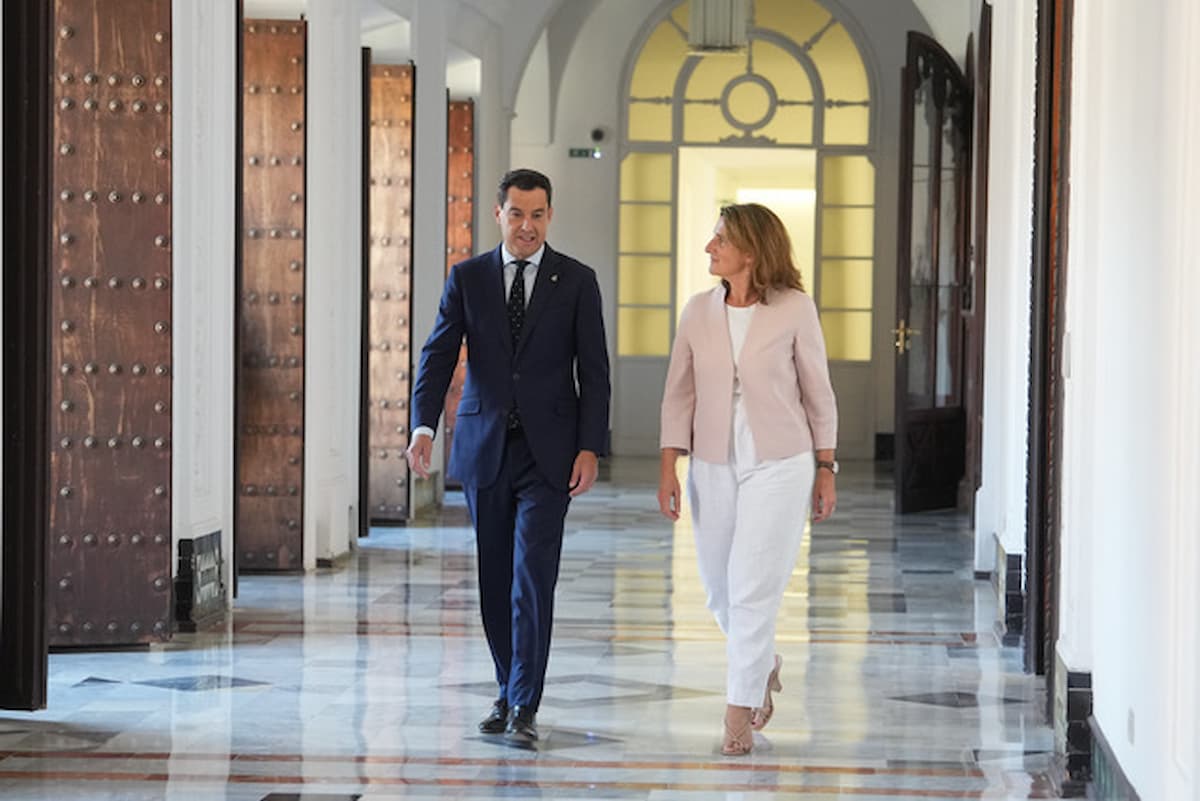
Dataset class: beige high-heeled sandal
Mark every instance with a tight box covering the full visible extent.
[722,705,754,756]
[751,654,783,731]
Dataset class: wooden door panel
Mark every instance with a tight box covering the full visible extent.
[899,408,966,511]
[49,0,174,646]
[366,64,414,522]
[444,100,475,483]
[237,20,306,570]
[962,4,993,511]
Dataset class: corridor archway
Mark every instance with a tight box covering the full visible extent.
[613,0,881,458]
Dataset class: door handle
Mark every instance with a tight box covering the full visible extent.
[892,318,921,353]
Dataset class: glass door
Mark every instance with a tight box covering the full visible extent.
[895,33,971,513]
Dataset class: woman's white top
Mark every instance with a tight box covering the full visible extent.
[725,303,757,397]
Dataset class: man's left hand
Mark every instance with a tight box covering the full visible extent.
[568,450,599,497]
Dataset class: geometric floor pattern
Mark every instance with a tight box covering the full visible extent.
[0,457,1055,799]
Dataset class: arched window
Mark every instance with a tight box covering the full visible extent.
[618,0,875,362]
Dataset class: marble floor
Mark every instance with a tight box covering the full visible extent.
[0,458,1054,799]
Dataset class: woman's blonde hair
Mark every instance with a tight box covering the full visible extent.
[719,203,805,301]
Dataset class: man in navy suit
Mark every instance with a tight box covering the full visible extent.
[406,169,610,743]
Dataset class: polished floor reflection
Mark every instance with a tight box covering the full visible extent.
[0,458,1053,799]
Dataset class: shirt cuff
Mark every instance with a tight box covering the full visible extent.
[412,426,435,441]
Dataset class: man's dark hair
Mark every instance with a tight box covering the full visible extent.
[497,168,553,207]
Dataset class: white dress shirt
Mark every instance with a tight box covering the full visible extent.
[412,245,546,443]
[501,244,543,308]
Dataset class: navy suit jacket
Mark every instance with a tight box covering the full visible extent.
[411,244,611,491]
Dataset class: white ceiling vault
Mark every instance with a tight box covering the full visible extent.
[243,0,971,112]
[364,0,572,106]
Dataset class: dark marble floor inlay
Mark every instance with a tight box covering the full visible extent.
[72,676,121,687]
[134,675,271,691]
[259,795,362,801]
[449,674,716,708]
[974,748,1052,762]
[892,691,1027,708]
[471,726,623,753]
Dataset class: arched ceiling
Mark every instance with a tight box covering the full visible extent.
[242,1,970,110]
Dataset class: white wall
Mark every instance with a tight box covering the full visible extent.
[911,0,976,66]
[362,16,481,99]
[361,19,411,64]
[972,0,1035,571]
[512,29,551,146]
[474,29,509,247]
[407,0,450,493]
[1055,0,1098,680]
[1057,1,1200,797]
[244,0,304,16]
[304,0,363,565]
[446,55,482,98]
[172,1,237,588]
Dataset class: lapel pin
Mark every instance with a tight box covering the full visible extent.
[550,274,558,283]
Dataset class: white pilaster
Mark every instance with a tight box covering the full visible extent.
[409,0,449,497]
[171,0,236,591]
[475,28,507,249]
[1162,0,1199,793]
[973,0,1036,571]
[304,0,363,565]
[1059,1,1200,797]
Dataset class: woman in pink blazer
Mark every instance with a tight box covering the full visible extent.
[658,203,838,756]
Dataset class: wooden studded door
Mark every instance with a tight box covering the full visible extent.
[49,0,174,646]
[366,63,415,524]
[237,20,306,571]
[443,100,475,485]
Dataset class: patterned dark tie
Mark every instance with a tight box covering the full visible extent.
[508,260,528,347]
[506,260,528,431]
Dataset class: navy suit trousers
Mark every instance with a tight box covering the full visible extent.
[463,430,570,712]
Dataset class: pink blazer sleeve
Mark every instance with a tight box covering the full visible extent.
[792,294,838,450]
[659,299,697,453]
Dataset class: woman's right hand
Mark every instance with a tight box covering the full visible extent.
[657,448,683,520]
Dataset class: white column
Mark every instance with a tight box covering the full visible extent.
[1056,0,1101,678]
[409,0,449,501]
[973,0,1036,572]
[304,0,362,565]
[474,28,507,248]
[1059,1,1200,797]
[1164,0,1200,791]
[171,0,236,592]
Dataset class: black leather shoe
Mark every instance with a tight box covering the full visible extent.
[478,699,508,734]
[504,705,538,743]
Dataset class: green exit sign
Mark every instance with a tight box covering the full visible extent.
[569,147,602,159]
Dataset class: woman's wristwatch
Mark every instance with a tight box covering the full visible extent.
[817,460,839,475]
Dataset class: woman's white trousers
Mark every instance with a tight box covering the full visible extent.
[687,397,814,707]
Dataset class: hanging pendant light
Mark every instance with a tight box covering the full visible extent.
[688,0,749,53]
